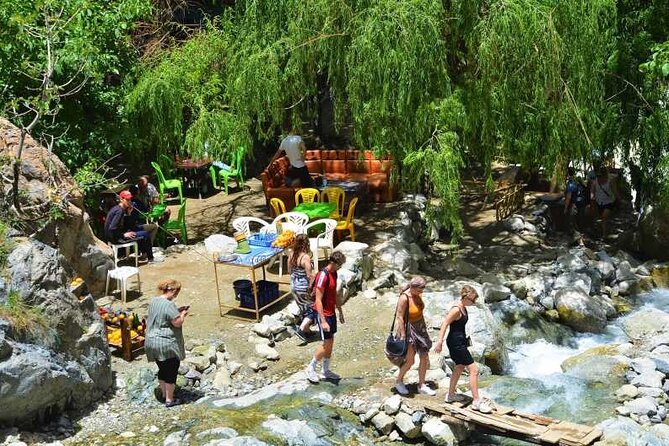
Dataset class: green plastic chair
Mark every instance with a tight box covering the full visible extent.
[164,199,188,244]
[158,154,175,178]
[151,161,183,204]
[213,146,246,195]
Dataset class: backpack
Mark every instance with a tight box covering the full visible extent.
[573,183,589,207]
[308,268,331,301]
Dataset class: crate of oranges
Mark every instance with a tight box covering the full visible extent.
[99,308,146,360]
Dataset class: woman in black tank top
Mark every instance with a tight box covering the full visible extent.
[434,285,494,414]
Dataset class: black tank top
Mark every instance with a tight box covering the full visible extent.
[446,306,468,345]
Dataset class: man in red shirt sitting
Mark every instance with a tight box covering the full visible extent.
[305,251,346,383]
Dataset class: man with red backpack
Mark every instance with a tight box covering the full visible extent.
[305,251,346,383]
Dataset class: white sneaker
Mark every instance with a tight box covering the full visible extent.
[321,369,341,380]
[445,393,468,403]
[471,398,494,414]
[418,384,436,396]
[305,367,320,384]
[394,382,409,396]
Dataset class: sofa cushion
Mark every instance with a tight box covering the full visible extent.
[323,159,346,174]
[305,150,321,161]
[305,159,322,174]
[346,159,371,173]
[370,160,393,174]
[321,150,339,160]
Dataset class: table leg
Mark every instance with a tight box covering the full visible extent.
[214,260,223,317]
[251,267,260,321]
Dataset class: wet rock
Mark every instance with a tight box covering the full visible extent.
[394,412,421,439]
[261,415,328,446]
[212,372,309,409]
[630,357,657,375]
[630,371,665,389]
[624,396,658,416]
[555,287,607,332]
[651,265,669,288]
[421,417,456,445]
[371,412,394,435]
[594,261,615,281]
[553,272,591,295]
[561,346,629,386]
[616,261,637,283]
[622,308,669,341]
[557,253,586,271]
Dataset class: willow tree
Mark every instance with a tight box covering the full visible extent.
[472,0,617,181]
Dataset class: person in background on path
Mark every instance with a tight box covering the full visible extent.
[280,134,315,187]
[435,285,494,414]
[289,234,315,345]
[589,167,618,238]
[305,251,346,383]
[145,280,188,407]
[393,276,436,396]
[563,167,589,232]
[103,190,156,262]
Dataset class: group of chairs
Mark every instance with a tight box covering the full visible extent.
[150,157,188,245]
[269,186,357,243]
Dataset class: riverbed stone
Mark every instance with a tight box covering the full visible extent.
[631,370,665,389]
[254,344,279,361]
[163,430,190,446]
[371,412,395,435]
[651,265,669,288]
[631,357,657,375]
[555,287,607,332]
[261,415,328,446]
[557,253,587,271]
[616,261,637,283]
[195,427,238,441]
[637,387,663,399]
[622,308,669,341]
[553,272,591,295]
[212,372,309,409]
[615,384,639,402]
[421,417,456,445]
[360,408,379,423]
[184,355,211,372]
[624,396,658,416]
[594,260,615,281]
[382,395,402,415]
[482,283,511,303]
[394,412,421,439]
[561,345,630,386]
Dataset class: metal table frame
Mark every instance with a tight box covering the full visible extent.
[213,249,292,321]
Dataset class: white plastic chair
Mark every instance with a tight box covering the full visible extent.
[266,212,309,276]
[232,216,270,237]
[304,219,338,269]
[106,241,141,304]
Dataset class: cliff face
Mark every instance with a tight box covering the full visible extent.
[0,117,113,296]
[0,118,113,426]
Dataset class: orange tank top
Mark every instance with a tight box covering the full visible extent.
[407,294,424,322]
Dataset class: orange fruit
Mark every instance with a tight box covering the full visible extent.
[118,314,125,320]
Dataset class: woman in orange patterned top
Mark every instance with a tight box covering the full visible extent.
[394,276,436,396]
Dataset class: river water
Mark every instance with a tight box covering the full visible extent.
[191,289,669,445]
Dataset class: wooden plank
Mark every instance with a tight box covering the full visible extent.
[449,406,549,436]
[578,428,603,445]
[537,427,566,444]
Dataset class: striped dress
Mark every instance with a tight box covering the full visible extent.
[290,254,312,314]
[145,297,185,362]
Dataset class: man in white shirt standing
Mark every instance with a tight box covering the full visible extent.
[280,135,314,187]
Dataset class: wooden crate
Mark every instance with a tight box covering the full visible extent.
[106,318,144,361]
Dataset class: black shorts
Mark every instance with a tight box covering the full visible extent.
[156,357,180,384]
[597,202,615,213]
[311,311,337,340]
[447,343,474,366]
[285,166,314,187]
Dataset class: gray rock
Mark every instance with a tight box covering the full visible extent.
[421,417,456,445]
[371,412,395,435]
[616,261,637,282]
[212,372,309,409]
[624,396,658,416]
[637,387,663,399]
[254,344,279,361]
[553,272,591,295]
[212,367,232,391]
[195,427,238,440]
[206,437,269,446]
[554,287,607,332]
[631,357,657,375]
[594,261,616,281]
[631,371,665,389]
[504,216,525,232]
[164,430,190,446]
[622,309,669,341]
[557,253,587,271]
[615,384,639,402]
[369,270,397,291]
[382,395,402,415]
[482,283,511,303]
[394,412,421,439]
[261,415,328,446]
[183,355,211,372]
[360,408,379,423]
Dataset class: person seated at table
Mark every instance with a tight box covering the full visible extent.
[136,175,170,225]
[280,134,315,188]
[104,190,157,262]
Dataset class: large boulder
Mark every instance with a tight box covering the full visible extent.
[637,205,669,261]
[621,308,669,342]
[560,345,630,386]
[0,117,113,296]
[0,240,112,426]
[554,288,607,333]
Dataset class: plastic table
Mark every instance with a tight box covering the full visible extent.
[292,202,337,220]
[213,245,291,321]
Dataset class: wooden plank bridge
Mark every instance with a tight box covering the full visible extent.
[410,395,602,446]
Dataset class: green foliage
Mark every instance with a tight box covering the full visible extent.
[0,291,52,343]
[0,0,151,168]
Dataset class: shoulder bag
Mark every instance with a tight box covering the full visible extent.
[384,294,410,367]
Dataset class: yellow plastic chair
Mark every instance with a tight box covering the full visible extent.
[295,188,320,205]
[269,198,287,218]
[320,186,345,218]
[336,197,358,242]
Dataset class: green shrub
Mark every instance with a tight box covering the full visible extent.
[0,291,52,343]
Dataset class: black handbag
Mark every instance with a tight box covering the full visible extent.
[385,297,410,366]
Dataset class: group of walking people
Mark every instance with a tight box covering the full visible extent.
[142,238,490,413]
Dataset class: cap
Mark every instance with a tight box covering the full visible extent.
[119,190,132,200]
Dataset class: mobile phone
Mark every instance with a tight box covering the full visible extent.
[179,305,190,312]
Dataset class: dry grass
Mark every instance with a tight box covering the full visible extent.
[0,291,51,342]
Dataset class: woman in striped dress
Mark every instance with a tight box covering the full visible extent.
[289,234,314,343]
[145,279,188,407]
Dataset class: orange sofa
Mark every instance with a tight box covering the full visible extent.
[260,149,397,209]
